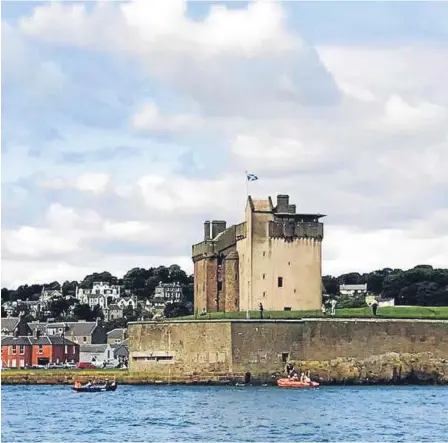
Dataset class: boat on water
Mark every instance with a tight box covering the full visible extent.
[72,381,117,393]
[277,378,319,388]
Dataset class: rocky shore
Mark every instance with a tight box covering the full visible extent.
[2,352,447,385]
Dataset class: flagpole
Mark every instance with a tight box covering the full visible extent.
[244,170,250,320]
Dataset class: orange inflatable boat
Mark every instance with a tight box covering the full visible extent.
[277,378,320,388]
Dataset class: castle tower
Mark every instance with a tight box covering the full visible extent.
[192,194,325,314]
[224,251,239,312]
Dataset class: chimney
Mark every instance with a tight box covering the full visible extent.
[33,328,41,339]
[204,221,211,241]
[276,195,289,213]
[288,204,296,214]
[211,220,227,239]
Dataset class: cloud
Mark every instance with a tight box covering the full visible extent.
[2,1,448,288]
[40,172,111,195]
[131,102,203,133]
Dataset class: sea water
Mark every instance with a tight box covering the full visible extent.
[1,385,447,442]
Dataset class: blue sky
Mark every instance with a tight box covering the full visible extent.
[2,1,448,288]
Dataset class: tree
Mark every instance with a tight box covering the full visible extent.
[62,281,77,297]
[164,302,191,318]
[1,288,11,303]
[1,306,7,317]
[73,304,95,321]
[48,298,72,320]
[322,276,339,295]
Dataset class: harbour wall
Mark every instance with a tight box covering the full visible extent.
[128,319,448,384]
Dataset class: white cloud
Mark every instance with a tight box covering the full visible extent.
[131,102,203,133]
[382,95,447,131]
[19,0,297,59]
[40,172,111,194]
[3,2,448,288]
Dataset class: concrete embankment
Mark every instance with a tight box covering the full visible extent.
[2,352,448,385]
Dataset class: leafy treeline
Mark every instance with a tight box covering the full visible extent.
[2,264,447,308]
[323,265,448,306]
[1,264,194,304]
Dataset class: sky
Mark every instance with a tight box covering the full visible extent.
[1,0,448,288]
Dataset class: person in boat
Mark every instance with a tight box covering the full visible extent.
[285,361,294,377]
[84,379,93,388]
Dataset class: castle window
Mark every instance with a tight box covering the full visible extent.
[263,292,266,297]
[284,307,291,311]
[277,277,283,288]
[263,252,266,257]
[217,281,223,291]
[288,262,291,266]
[281,352,289,363]
[262,274,266,280]
[294,289,296,293]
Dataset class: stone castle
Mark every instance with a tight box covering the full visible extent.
[192,194,325,313]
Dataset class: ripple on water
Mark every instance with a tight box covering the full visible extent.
[2,385,448,442]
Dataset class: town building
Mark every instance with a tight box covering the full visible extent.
[1,334,79,368]
[79,343,115,366]
[116,295,138,311]
[40,287,63,305]
[39,320,107,344]
[107,304,123,321]
[112,339,129,367]
[153,282,183,303]
[192,194,325,313]
[339,284,368,297]
[1,317,32,338]
[107,328,127,345]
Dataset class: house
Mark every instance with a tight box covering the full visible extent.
[153,282,183,303]
[112,339,128,366]
[116,296,138,311]
[339,284,368,297]
[40,287,63,305]
[107,328,127,345]
[79,343,114,365]
[1,337,32,368]
[45,320,107,344]
[2,302,15,318]
[76,281,121,305]
[1,334,79,368]
[106,304,123,321]
[1,317,32,338]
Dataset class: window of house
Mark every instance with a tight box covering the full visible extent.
[12,345,16,355]
[38,345,43,354]
[82,337,87,343]
[19,345,25,355]
[278,277,283,288]
[65,345,68,354]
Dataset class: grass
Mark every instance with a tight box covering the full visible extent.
[175,306,448,321]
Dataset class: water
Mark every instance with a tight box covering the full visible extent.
[1,385,447,442]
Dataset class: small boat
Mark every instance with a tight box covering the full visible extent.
[277,378,319,388]
[72,381,117,393]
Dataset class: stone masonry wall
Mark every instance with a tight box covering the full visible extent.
[129,322,232,377]
[128,319,448,383]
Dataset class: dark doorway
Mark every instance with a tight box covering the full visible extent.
[244,372,251,384]
[37,358,49,365]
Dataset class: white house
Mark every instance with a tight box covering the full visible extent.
[79,343,115,366]
[339,284,368,297]
[76,281,121,305]
[116,296,138,311]
[40,288,63,305]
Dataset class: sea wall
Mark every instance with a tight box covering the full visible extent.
[128,318,448,384]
